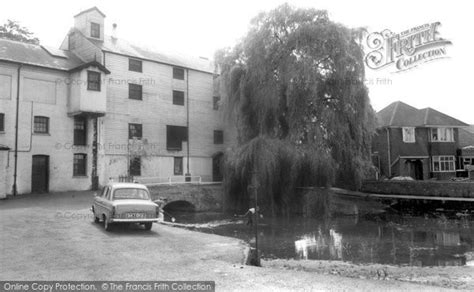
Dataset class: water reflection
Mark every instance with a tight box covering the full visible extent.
[167,189,474,267]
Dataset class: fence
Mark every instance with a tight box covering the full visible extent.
[110,175,221,186]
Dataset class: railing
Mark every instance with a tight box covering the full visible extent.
[110,176,222,186]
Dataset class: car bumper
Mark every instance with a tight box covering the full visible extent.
[110,218,159,223]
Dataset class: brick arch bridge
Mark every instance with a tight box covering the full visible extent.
[147,184,223,212]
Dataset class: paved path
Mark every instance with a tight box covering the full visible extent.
[0,191,456,291]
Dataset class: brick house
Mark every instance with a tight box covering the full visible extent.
[372,101,469,180]
[0,7,225,195]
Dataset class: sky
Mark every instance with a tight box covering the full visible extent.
[1,0,472,124]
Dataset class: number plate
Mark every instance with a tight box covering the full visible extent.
[126,212,146,219]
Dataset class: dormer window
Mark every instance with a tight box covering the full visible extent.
[90,22,100,38]
[87,71,101,91]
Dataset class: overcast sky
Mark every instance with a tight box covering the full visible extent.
[1,0,472,123]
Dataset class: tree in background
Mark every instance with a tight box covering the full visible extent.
[0,20,39,44]
[216,4,376,215]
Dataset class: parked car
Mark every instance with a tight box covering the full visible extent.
[91,182,160,231]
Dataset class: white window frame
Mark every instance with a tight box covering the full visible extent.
[430,127,454,142]
[402,127,415,143]
[432,155,455,172]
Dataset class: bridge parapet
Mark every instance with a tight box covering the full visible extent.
[148,183,223,212]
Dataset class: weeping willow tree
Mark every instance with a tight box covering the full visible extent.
[216,4,376,215]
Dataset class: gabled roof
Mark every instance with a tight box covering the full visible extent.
[88,36,215,74]
[459,127,474,148]
[74,7,106,18]
[70,60,111,74]
[377,101,468,128]
[0,38,84,71]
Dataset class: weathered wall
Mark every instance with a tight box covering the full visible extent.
[361,180,474,198]
[99,52,225,186]
[148,183,223,212]
[0,62,95,194]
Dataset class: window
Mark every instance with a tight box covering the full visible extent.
[129,59,142,72]
[34,116,49,134]
[432,156,455,172]
[87,71,101,91]
[463,157,474,168]
[0,113,4,132]
[74,117,87,145]
[90,22,100,38]
[128,123,143,140]
[214,130,224,144]
[173,90,185,105]
[129,83,143,100]
[402,127,415,143]
[129,157,141,176]
[173,67,185,80]
[174,157,183,175]
[73,154,87,176]
[166,125,187,150]
[213,96,220,110]
[431,128,454,142]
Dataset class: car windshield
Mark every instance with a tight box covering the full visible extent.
[112,188,150,200]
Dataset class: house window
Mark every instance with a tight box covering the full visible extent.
[463,157,474,168]
[213,96,220,110]
[214,130,224,144]
[402,127,415,143]
[432,156,455,172]
[0,113,4,132]
[174,157,183,175]
[431,128,454,142]
[173,67,185,80]
[166,125,187,151]
[74,117,87,145]
[87,71,101,91]
[129,83,143,100]
[129,59,142,72]
[34,116,49,134]
[73,153,87,176]
[173,90,185,106]
[129,156,141,176]
[90,22,100,38]
[128,123,143,140]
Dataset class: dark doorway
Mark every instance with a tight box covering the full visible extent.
[32,155,49,193]
[212,152,224,182]
[407,159,424,180]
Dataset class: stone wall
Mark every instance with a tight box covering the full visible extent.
[361,180,474,198]
[148,183,223,212]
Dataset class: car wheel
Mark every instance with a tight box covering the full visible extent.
[92,207,100,223]
[144,222,153,230]
[104,215,112,231]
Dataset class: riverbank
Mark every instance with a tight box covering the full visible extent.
[264,258,474,290]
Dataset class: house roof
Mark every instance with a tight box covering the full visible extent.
[74,7,106,18]
[88,35,215,74]
[459,128,474,148]
[376,101,468,128]
[0,38,84,71]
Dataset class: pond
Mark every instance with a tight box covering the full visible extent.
[163,190,474,267]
